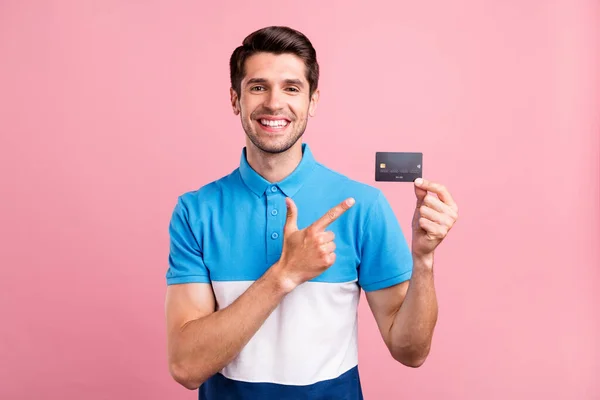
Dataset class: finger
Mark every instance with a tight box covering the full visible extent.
[423,194,457,219]
[312,198,355,231]
[325,252,336,266]
[318,231,335,245]
[320,241,336,254]
[414,183,427,207]
[419,205,454,227]
[284,197,298,233]
[418,217,448,238]
[415,178,458,211]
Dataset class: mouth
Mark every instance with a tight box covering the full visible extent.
[255,117,291,133]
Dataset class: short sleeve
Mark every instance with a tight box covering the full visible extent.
[166,196,210,285]
[358,191,413,292]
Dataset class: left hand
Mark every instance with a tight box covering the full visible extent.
[411,178,459,258]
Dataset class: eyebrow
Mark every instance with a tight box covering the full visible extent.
[245,78,305,88]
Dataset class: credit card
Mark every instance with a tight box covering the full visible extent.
[375,152,423,182]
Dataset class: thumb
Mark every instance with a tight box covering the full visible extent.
[284,197,298,233]
[414,180,427,208]
[412,184,427,232]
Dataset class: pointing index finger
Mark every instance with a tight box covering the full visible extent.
[312,198,355,231]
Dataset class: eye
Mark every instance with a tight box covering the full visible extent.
[286,87,300,92]
[250,86,266,91]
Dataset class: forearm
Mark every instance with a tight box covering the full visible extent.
[171,263,292,389]
[390,253,438,367]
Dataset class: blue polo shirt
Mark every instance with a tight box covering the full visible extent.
[167,143,413,400]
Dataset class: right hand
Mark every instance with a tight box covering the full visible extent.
[275,197,355,290]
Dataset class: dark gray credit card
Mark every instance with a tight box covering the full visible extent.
[375,152,423,182]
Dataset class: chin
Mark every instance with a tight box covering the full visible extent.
[249,134,301,155]
[255,141,293,154]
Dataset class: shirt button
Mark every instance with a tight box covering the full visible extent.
[270,186,278,192]
[271,209,278,216]
[271,232,279,239]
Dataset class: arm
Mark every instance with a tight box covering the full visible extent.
[165,265,292,390]
[365,253,437,368]
[365,178,457,367]
[165,197,354,390]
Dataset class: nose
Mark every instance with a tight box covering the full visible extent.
[263,90,283,111]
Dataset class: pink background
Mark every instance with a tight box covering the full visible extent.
[1,1,598,399]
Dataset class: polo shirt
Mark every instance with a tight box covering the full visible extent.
[166,143,413,400]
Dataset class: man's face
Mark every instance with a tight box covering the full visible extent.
[230,52,319,154]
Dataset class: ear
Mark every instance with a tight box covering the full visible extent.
[230,88,240,115]
[308,88,320,117]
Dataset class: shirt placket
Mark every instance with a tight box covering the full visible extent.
[265,184,284,265]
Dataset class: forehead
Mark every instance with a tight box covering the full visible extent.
[242,52,307,84]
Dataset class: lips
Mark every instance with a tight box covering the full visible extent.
[258,118,289,128]
[256,120,289,133]
[254,114,292,133]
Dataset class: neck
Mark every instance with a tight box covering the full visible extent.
[245,139,304,183]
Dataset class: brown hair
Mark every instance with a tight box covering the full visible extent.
[229,26,319,97]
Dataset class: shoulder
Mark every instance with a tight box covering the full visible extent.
[312,162,385,210]
[173,169,241,218]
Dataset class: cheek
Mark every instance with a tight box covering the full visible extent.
[243,108,257,122]
[239,97,257,118]
[290,100,310,118]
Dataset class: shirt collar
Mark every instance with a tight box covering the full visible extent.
[239,143,317,198]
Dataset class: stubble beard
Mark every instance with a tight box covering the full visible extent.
[241,111,308,155]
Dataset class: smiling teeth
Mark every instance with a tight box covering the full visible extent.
[260,119,288,127]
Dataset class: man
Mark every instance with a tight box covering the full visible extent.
[165,26,458,399]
